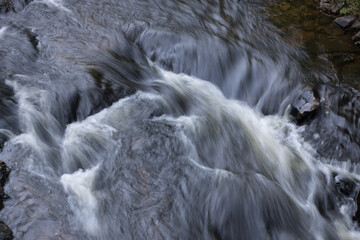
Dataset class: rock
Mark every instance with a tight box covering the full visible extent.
[290,89,321,124]
[335,176,356,196]
[353,31,360,41]
[0,133,9,152]
[319,2,332,12]
[333,16,356,28]
[0,221,12,240]
[354,191,360,224]
[331,5,341,14]
[350,20,360,30]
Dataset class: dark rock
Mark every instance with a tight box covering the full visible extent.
[350,20,360,30]
[335,176,356,197]
[0,0,33,13]
[290,89,321,124]
[0,162,10,190]
[0,162,12,239]
[0,0,13,13]
[353,191,360,223]
[0,133,9,152]
[0,222,12,240]
[333,16,356,29]
[353,31,360,41]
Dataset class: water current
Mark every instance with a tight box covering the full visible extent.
[0,0,360,239]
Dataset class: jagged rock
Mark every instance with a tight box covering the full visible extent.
[290,89,321,124]
[333,16,356,28]
[0,222,12,240]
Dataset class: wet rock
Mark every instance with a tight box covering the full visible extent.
[290,89,321,124]
[0,0,12,13]
[335,176,356,197]
[0,133,9,152]
[0,162,12,239]
[350,20,360,30]
[333,16,356,29]
[353,191,360,223]
[0,162,10,189]
[352,31,360,42]
[0,222,12,240]
[0,0,33,13]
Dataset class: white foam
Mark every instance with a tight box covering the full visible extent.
[0,27,7,39]
[61,165,100,236]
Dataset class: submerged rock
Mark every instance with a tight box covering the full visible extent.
[333,16,356,28]
[290,89,321,124]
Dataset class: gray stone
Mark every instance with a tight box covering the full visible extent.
[351,20,360,30]
[331,5,341,14]
[352,31,360,41]
[290,89,321,125]
[319,2,332,12]
[333,16,356,28]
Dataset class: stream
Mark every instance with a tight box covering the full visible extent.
[0,0,360,239]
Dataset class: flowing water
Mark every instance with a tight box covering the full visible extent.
[0,0,360,239]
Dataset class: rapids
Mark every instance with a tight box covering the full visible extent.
[0,0,360,239]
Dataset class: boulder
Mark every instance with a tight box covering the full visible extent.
[333,16,356,28]
[290,89,321,124]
